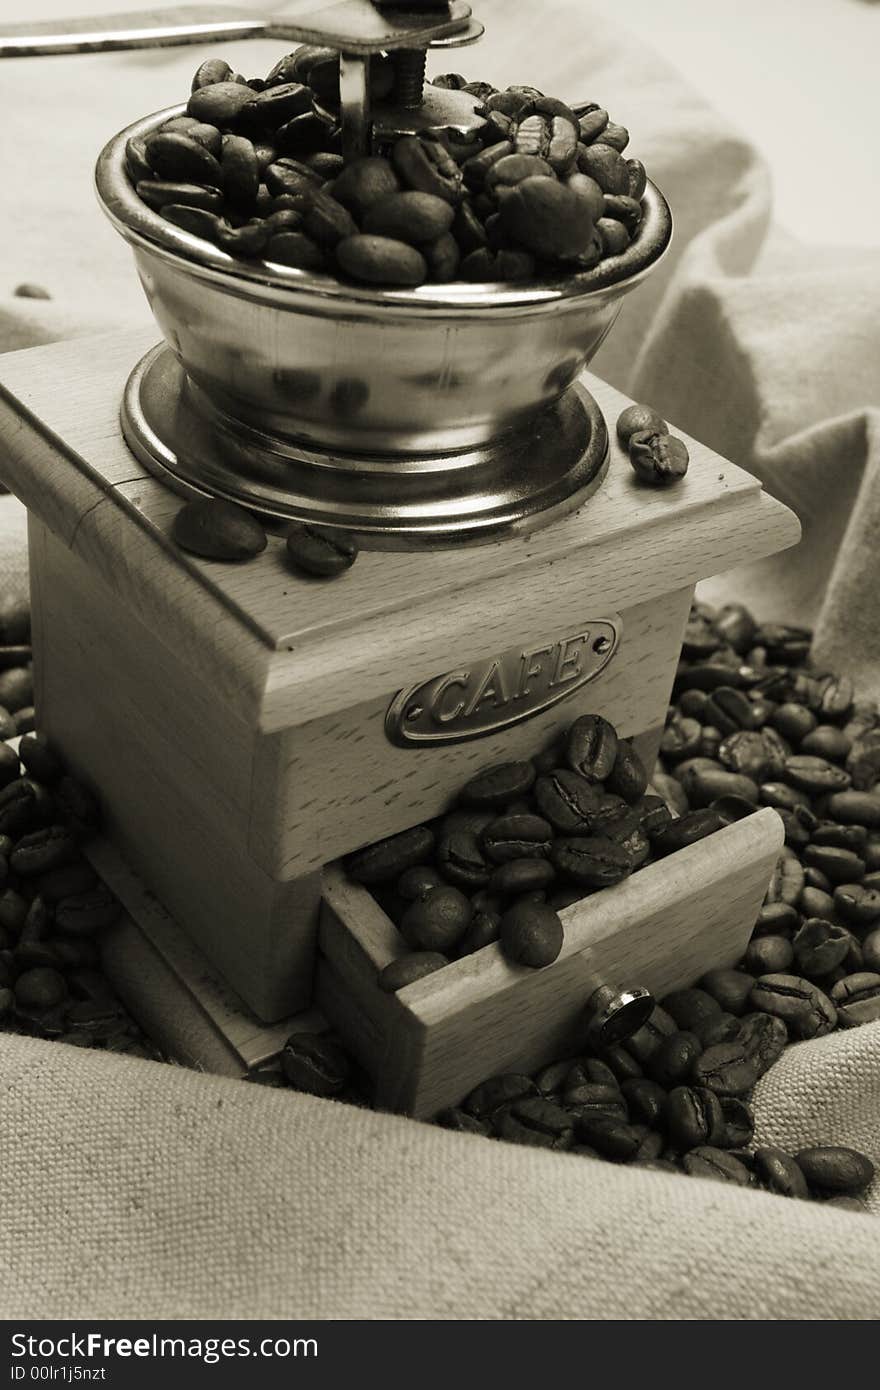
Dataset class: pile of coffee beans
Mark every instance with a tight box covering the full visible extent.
[126,48,651,286]
[435,1021,875,1209]
[343,713,732,989]
[0,593,36,736]
[653,600,880,1036]
[171,497,359,578]
[0,704,157,1058]
[617,403,690,486]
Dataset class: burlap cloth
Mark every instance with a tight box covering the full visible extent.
[0,1,878,1320]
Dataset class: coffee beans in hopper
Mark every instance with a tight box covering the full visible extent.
[127,49,656,286]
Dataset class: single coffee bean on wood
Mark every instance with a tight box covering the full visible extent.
[172,498,267,561]
[629,430,689,485]
[285,523,358,577]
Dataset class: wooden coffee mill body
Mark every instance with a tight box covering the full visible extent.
[0,0,801,1116]
[0,327,798,1114]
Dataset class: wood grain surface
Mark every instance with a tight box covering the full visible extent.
[319,808,785,1117]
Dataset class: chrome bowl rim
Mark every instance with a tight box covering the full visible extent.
[96,105,674,314]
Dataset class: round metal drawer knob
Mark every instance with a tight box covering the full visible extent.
[584,985,655,1047]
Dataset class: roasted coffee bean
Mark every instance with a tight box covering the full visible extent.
[679,1147,751,1185]
[718,1096,755,1150]
[490,858,555,896]
[760,781,811,813]
[771,703,817,744]
[330,156,400,219]
[572,1112,645,1160]
[605,740,648,803]
[562,1074,625,1115]
[649,809,724,856]
[464,1073,537,1119]
[803,844,865,884]
[495,1097,573,1149]
[336,233,427,285]
[795,1146,875,1194]
[378,951,447,992]
[346,825,434,885]
[533,769,601,833]
[862,929,880,972]
[828,972,880,1027]
[455,908,501,957]
[765,851,806,905]
[54,887,120,936]
[436,832,490,889]
[800,885,836,919]
[628,430,689,485]
[699,968,755,1016]
[265,231,326,270]
[677,760,758,809]
[752,901,798,937]
[792,918,851,976]
[826,790,880,828]
[482,814,552,863]
[550,835,632,887]
[781,755,850,795]
[692,1012,743,1047]
[737,1011,788,1076]
[284,522,358,577]
[280,1032,349,1097]
[566,714,618,783]
[646,1031,702,1087]
[16,735,61,788]
[665,1085,725,1150]
[397,865,443,900]
[363,190,455,245]
[460,761,535,810]
[37,860,97,904]
[753,1147,809,1199]
[615,404,668,450]
[14,966,67,1010]
[811,823,867,852]
[532,1057,576,1095]
[750,973,837,1039]
[144,131,223,186]
[620,1077,667,1127]
[801,725,852,762]
[436,1106,491,1136]
[663,989,725,1031]
[691,1040,758,1096]
[659,716,702,764]
[172,498,267,561]
[10,826,77,878]
[499,900,563,968]
[400,885,471,953]
[137,179,224,214]
[745,935,794,975]
[0,670,33,717]
[0,743,20,793]
[393,136,463,204]
[633,794,672,836]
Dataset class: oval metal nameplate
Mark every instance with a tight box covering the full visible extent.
[385,619,621,747]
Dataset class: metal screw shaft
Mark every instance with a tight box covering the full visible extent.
[392,48,428,108]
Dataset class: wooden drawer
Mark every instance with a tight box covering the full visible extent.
[317,808,785,1118]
